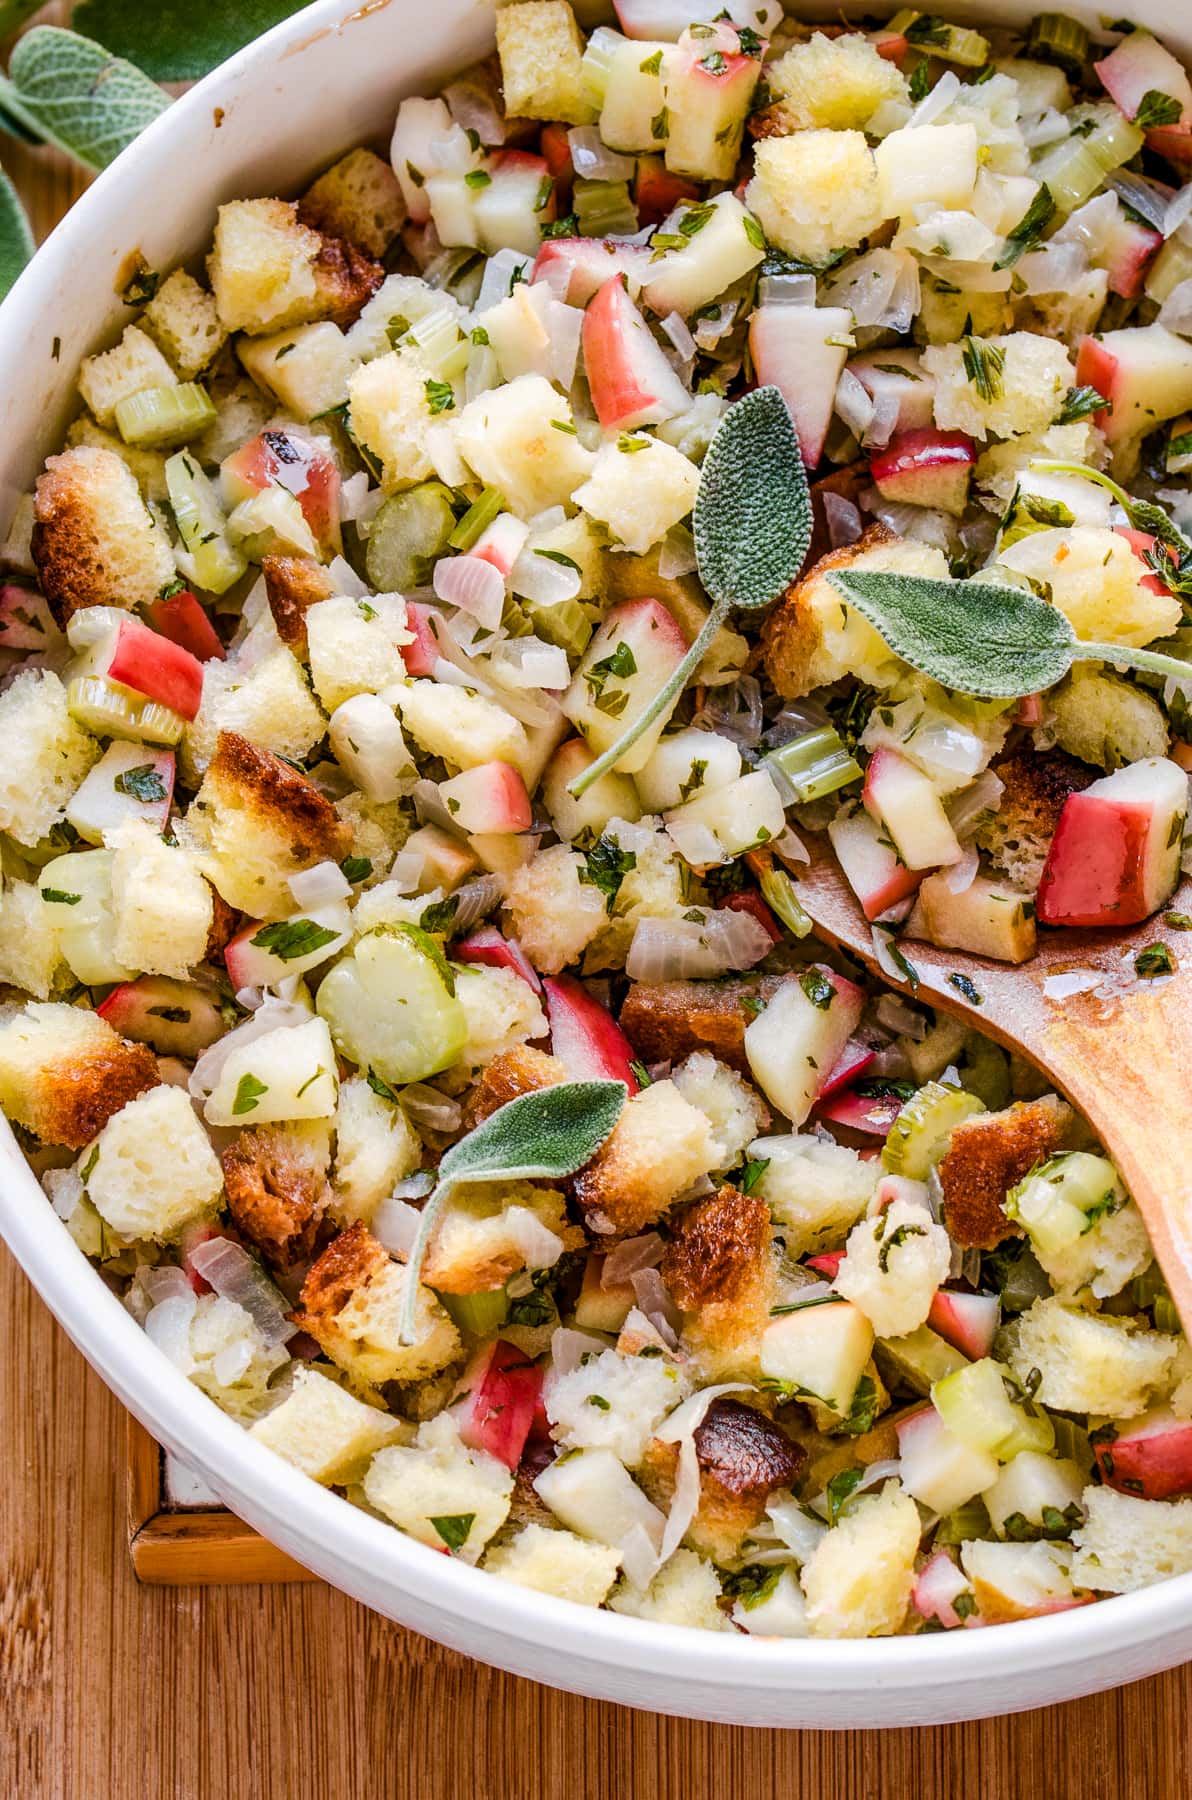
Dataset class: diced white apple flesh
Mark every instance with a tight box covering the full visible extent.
[828,806,924,922]
[959,1539,1081,1622]
[876,123,979,220]
[65,741,175,844]
[562,598,690,773]
[390,96,452,222]
[225,904,352,991]
[847,350,936,437]
[744,967,864,1125]
[1076,324,1192,444]
[473,150,555,258]
[38,849,132,986]
[641,191,764,320]
[403,823,479,892]
[574,1255,636,1332]
[908,871,1037,964]
[534,1445,664,1549]
[759,1300,874,1415]
[614,0,781,41]
[204,1016,339,1126]
[749,307,852,469]
[1036,755,1186,928]
[438,760,532,835]
[732,1567,810,1637]
[864,748,962,871]
[329,693,417,804]
[599,34,670,152]
[635,726,741,812]
[582,276,690,431]
[663,25,762,182]
[1095,31,1192,127]
[896,1405,999,1517]
[982,1451,1086,1540]
[664,768,784,864]
[531,237,651,306]
[543,738,642,842]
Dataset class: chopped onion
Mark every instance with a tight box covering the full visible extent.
[692,303,736,352]
[393,1171,436,1200]
[690,674,763,748]
[1016,240,1088,296]
[603,1232,664,1289]
[187,1237,294,1346]
[864,388,902,451]
[630,1266,681,1336]
[663,818,730,867]
[871,924,919,990]
[427,122,475,176]
[566,126,635,183]
[1106,171,1174,233]
[144,1264,195,1306]
[511,544,582,608]
[654,1383,753,1568]
[189,998,309,1103]
[654,1383,756,1447]
[835,368,875,442]
[876,992,927,1040]
[145,1294,197,1371]
[413,776,456,831]
[658,525,697,579]
[625,908,773,981]
[620,1523,662,1591]
[550,1326,608,1378]
[1167,184,1192,239]
[47,1168,83,1220]
[1055,191,1117,259]
[289,860,352,908]
[1160,278,1192,337]
[619,1305,675,1354]
[400,1084,461,1134]
[326,554,370,599]
[372,1197,423,1259]
[489,636,571,691]
[338,471,374,523]
[947,768,1004,840]
[389,849,426,893]
[1021,106,1069,149]
[773,824,809,867]
[766,1495,827,1563]
[758,272,816,307]
[908,68,960,129]
[450,873,504,933]
[476,249,533,313]
[506,1205,564,1269]
[443,72,506,146]
[942,842,980,894]
[434,552,506,629]
[660,310,697,361]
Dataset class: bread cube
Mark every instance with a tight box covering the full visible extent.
[331,1075,421,1224]
[938,1094,1073,1249]
[573,1078,716,1239]
[454,964,548,1070]
[1048,666,1169,770]
[208,198,324,335]
[501,847,603,976]
[759,31,908,134]
[609,1547,728,1630]
[182,648,327,786]
[108,818,213,980]
[746,132,884,266]
[0,1001,158,1148]
[186,730,352,917]
[670,1053,767,1170]
[1010,1298,1178,1419]
[250,1365,406,1484]
[1033,1199,1152,1303]
[299,148,406,258]
[85,1083,222,1240]
[999,526,1180,648]
[305,593,411,713]
[77,324,178,429]
[462,1044,567,1130]
[574,437,700,556]
[0,669,99,847]
[834,1197,952,1338]
[662,1185,775,1383]
[347,349,438,491]
[33,446,176,625]
[923,331,1074,442]
[191,371,277,468]
[395,679,528,772]
[423,1178,573,1294]
[142,270,227,380]
[545,1346,687,1468]
[638,1396,803,1565]
[495,1,595,126]
[751,1132,877,1256]
[292,1220,461,1388]
[261,554,336,654]
[238,322,353,422]
[1071,1486,1192,1594]
[64,412,169,504]
[363,1412,514,1560]
[0,879,64,1000]
[222,1119,331,1270]
[455,375,594,520]
[185,1292,290,1421]
[976,748,1097,891]
[800,1483,920,1638]
[484,1523,622,1605]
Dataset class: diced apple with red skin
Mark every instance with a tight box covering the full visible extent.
[454,1339,544,1471]
[827,806,924,924]
[542,973,640,1091]
[913,1551,973,1630]
[1093,1408,1192,1500]
[225,908,351,989]
[641,191,764,320]
[817,1037,876,1098]
[1114,526,1174,600]
[1103,209,1163,300]
[539,124,574,205]
[455,925,543,994]
[634,155,701,226]
[863,748,963,872]
[390,96,452,223]
[470,513,529,579]
[101,616,204,720]
[582,277,690,431]
[474,150,556,259]
[928,1289,999,1361]
[744,968,864,1125]
[146,589,225,662]
[532,237,650,306]
[0,583,61,653]
[817,1083,907,1138]
[1147,122,1192,167]
[401,601,439,678]
[721,890,782,945]
[805,1249,843,1279]
[98,974,227,1059]
[1095,31,1192,130]
[847,350,936,436]
[750,307,853,470]
[960,1539,1089,1623]
[870,429,975,517]
[221,430,341,558]
[1075,325,1192,444]
[562,598,690,773]
[1035,757,1187,928]
[437,761,533,835]
[872,29,909,66]
[896,1403,1000,1516]
[663,24,764,182]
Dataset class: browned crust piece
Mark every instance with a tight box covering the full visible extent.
[204,729,353,865]
[204,883,239,959]
[289,1219,386,1338]
[261,555,336,654]
[662,1184,772,1314]
[977,747,1098,887]
[311,236,384,328]
[760,523,897,702]
[461,1044,568,1130]
[35,1040,160,1149]
[221,1126,330,1271]
[31,451,141,629]
[297,151,405,258]
[639,1398,805,1563]
[938,1097,1072,1249]
[619,975,785,1075]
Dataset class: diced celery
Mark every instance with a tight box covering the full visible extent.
[1050,1415,1094,1477]
[1032,105,1144,213]
[316,926,467,1085]
[932,1495,991,1546]
[764,726,862,805]
[449,485,505,552]
[366,483,458,592]
[518,594,594,657]
[757,863,814,939]
[67,676,185,746]
[580,25,623,111]
[1146,234,1192,305]
[1025,12,1090,82]
[441,1288,510,1336]
[399,304,470,381]
[874,1323,968,1397]
[114,382,216,449]
[38,848,132,985]
[226,487,319,561]
[932,1358,1055,1461]
[882,1080,986,1179]
[1004,1151,1124,1257]
[1132,1263,1181,1331]
[888,9,989,67]
[164,451,247,596]
[574,178,638,238]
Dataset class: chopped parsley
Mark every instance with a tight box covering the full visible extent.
[962,332,1005,403]
[877,1222,927,1274]
[250,919,340,962]
[584,639,637,699]
[994,184,1056,269]
[340,856,372,884]
[616,433,650,453]
[430,1513,475,1552]
[464,169,491,190]
[825,1467,865,1525]
[1134,89,1183,129]
[41,888,81,905]
[577,834,637,910]
[742,213,766,252]
[639,48,663,74]
[739,1157,770,1196]
[231,1073,268,1116]
[366,1068,400,1103]
[947,971,983,1005]
[799,969,835,1010]
[1056,385,1106,426]
[629,1059,653,1088]
[419,896,460,936]
[721,1564,781,1609]
[424,379,455,415]
[1135,943,1175,978]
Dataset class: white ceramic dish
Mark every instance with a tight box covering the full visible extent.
[0,0,1188,1729]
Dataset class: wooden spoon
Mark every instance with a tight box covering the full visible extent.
[796,834,1192,1328]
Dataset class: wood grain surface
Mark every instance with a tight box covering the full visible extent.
[2,98,1192,1800]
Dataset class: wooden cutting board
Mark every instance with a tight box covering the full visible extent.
[2,91,1192,1800]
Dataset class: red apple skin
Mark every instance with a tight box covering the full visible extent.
[805,1249,844,1278]
[106,618,204,720]
[539,123,574,205]
[146,589,225,662]
[1074,334,1117,427]
[448,761,534,834]
[1147,122,1192,166]
[1114,525,1174,599]
[912,1550,969,1629]
[98,972,225,1061]
[634,155,702,226]
[1093,1410,1192,1499]
[721,890,782,945]
[401,601,439,677]
[928,1289,999,1361]
[582,276,685,431]
[817,1085,905,1137]
[532,238,649,306]
[874,32,909,65]
[543,972,640,1091]
[222,431,341,556]
[1104,217,1163,300]
[817,1038,876,1099]
[455,1339,544,1471]
[870,428,975,514]
[455,926,543,994]
[0,583,60,652]
[1036,790,1157,927]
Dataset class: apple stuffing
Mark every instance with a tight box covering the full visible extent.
[5,3,1192,1641]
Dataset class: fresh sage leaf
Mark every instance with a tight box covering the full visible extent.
[0,169,34,301]
[1,28,170,171]
[73,0,311,82]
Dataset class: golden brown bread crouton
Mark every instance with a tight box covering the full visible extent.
[221,1121,331,1270]
[261,554,336,654]
[299,148,406,258]
[462,1045,568,1129]
[638,1397,805,1564]
[620,977,785,1075]
[938,1094,1074,1249]
[187,730,353,917]
[291,1219,461,1389]
[311,235,385,328]
[422,1181,580,1295]
[662,1184,776,1382]
[976,748,1097,892]
[32,445,176,626]
[572,1079,715,1240]
[204,883,239,959]
[0,1002,159,1149]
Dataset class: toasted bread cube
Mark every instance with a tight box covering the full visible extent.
[0,879,64,1000]
[222,1119,331,1270]
[1047,664,1171,770]
[250,1365,407,1484]
[835,1196,952,1339]
[305,593,411,713]
[32,446,176,625]
[545,1344,689,1468]
[503,845,607,975]
[670,1052,768,1169]
[423,1179,573,1294]
[347,349,438,491]
[638,1396,803,1563]
[299,148,406,258]
[573,1079,716,1239]
[761,526,949,699]
[495,1,595,126]
[142,269,227,380]
[238,322,353,422]
[1009,1298,1178,1420]
[923,331,1073,442]
[484,1523,621,1605]
[77,324,178,429]
[454,964,548,1071]
[1071,1486,1192,1594]
[0,1002,158,1148]
[1000,525,1180,649]
[976,749,1096,891]
[84,1083,222,1241]
[363,1412,513,1560]
[108,818,213,980]
[0,669,99,848]
[750,1132,878,1257]
[208,199,324,335]
[800,1484,921,1638]
[64,412,169,504]
[619,976,782,1075]
[609,1547,728,1630]
[292,1220,461,1388]
[330,1075,421,1225]
[456,376,594,520]
[574,437,700,556]
[746,131,884,266]
[462,1045,567,1130]
[938,1094,1073,1249]
[182,648,327,786]
[662,1185,776,1382]
[758,32,907,134]
[186,730,352,916]
[395,679,528,772]
[261,554,336,654]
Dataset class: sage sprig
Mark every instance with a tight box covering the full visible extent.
[0,27,169,171]
[398,1079,627,1343]
[827,567,1192,701]
[567,386,811,799]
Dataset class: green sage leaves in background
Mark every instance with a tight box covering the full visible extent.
[71,0,307,83]
[0,167,34,295]
[0,26,169,169]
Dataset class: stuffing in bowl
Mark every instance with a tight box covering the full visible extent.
[1,2,1192,1641]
